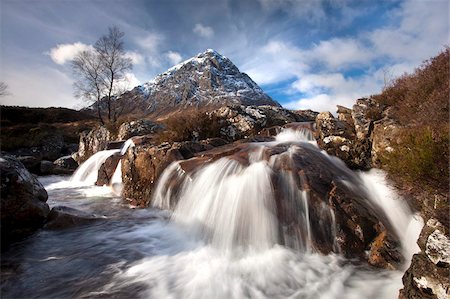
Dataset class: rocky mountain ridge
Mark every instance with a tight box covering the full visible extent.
[95,49,280,118]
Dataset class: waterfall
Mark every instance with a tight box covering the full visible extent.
[70,138,134,187]
[71,149,120,185]
[153,127,422,261]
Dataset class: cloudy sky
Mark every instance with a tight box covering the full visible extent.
[1,0,448,112]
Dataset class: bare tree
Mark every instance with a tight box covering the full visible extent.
[0,82,9,97]
[72,50,105,124]
[94,26,132,123]
[71,26,132,124]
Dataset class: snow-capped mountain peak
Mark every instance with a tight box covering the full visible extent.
[121,49,280,116]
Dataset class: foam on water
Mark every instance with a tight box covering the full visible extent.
[26,127,423,299]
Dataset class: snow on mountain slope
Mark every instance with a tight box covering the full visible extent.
[118,49,280,116]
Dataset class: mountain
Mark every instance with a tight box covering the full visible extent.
[106,49,280,118]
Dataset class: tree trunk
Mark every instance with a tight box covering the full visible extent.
[97,100,104,125]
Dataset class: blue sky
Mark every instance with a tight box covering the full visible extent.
[1,0,448,112]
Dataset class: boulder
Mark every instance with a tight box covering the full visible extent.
[315,112,359,168]
[72,126,112,164]
[122,143,184,207]
[351,97,382,140]
[16,155,41,174]
[371,118,403,167]
[368,231,402,269]
[40,160,55,175]
[118,119,163,140]
[0,154,49,245]
[96,153,122,186]
[399,218,450,299]
[53,155,78,170]
[337,105,353,126]
[44,206,99,230]
[121,139,230,207]
[11,133,65,162]
[212,105,312,141]
[158,141,398,261]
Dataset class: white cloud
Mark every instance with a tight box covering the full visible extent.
[251,0,448,113]
[369,0,448,63]
[124,51,144,65]
[193,23,214,38]
[242,40,308,85]
[1,66,79,108]
[137,32,164,52]
[165,51,183,65]
[114,72,141,93]
[306,38,373,69]
[48,42,93,65]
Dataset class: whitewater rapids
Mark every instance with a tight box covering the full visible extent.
[0,128,422,299]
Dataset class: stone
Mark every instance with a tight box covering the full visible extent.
[17,155,41,174]
[351,97,382,140]
[400,253,450,299]
[44,206,99,230]
[337,105,353,126]
[371,118,402,167]
[121,143,184,207]
[11,133,65,162]
[118,119,164,140]
[0,154,49,245]
[399,218,450,299]
[160,141,397,261]
[40,160,55,175]
[426,229,450,267]
[72,126,112,164]
[53,155,78,170]
[212,105,309,141]
[368,231,403,269]
[96,153,122,186]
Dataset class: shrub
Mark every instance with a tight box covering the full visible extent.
[380,126,449,192]
[156,109,225,143]
[373,47,449,128]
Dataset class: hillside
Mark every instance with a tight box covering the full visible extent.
[373,47,449,224]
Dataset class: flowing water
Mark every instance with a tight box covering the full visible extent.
[1,129,423,299]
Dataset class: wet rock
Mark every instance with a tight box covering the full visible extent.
[72,126,112,164]
[16,155,41,174]
[122,143,185,207]
[40,160,55,174]
[118,119,163,140]
[199,137,228,148]
[106,140,125,150]
[0,154,49,245]
[368,231,403,269]
[399,218,450,299]
[44,206,99,230]
[163,142,395,261]
[53,155,78,170]
[96,153,122,186]
[11,134,65,162]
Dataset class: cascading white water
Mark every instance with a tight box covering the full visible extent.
[2,127,421,298]
[152,127,422,258]
[71,149,120,185]
[171,158,278,252]
[70,138,134,187]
